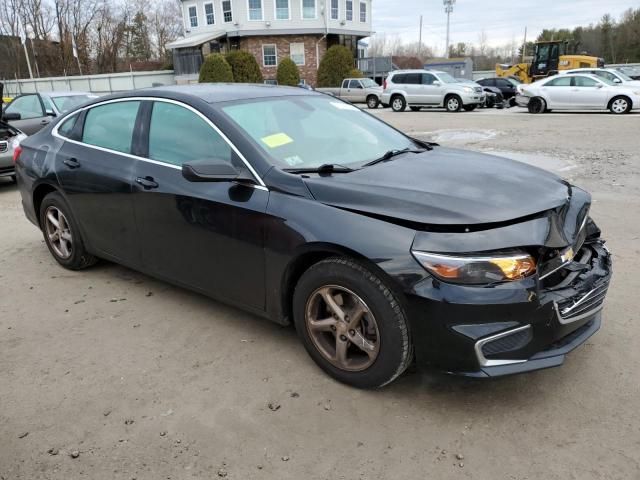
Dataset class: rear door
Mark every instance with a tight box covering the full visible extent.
[403,73,424,103]
[132,99,269,309]
[4,94,51,134]
[55,100,141,266]
[542,76,573,108]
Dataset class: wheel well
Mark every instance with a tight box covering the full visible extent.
[608,95,632,109]
[280,247,401,325]
[366,94,377,101]
[32,184,58,227]
[390,93,404,102]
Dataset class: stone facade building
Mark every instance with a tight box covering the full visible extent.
[167,0,373,86]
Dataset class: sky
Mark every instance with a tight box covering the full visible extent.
[371,0,637,55]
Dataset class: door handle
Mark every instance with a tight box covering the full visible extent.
[136,176,159,190]
[40,119,51,125]
[63,158,80,169]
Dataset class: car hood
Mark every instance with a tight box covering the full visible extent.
[303,148,571,226]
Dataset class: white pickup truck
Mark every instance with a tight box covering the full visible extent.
[317,78,383,109]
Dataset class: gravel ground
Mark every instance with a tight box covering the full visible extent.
[1,108,639,479]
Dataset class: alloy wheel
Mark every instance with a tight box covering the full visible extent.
[367,97,378,108]
[392,98,404,111]
[447,97,460,111]
[305,285,380,372]
[44,206,73,259]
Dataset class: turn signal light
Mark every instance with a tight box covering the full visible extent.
[13,144,22,164]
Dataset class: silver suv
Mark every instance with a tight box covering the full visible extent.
[381,70,485,112]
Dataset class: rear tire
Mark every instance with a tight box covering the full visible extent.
[39,191,97,270]
[528,97,546,114]
[366,95,380,109]
[609,96,631,114]
[390,95,406,112]
[445,95,462,112]
[293,257,413,389]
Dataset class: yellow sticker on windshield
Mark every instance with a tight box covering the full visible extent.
[261,133,293,148]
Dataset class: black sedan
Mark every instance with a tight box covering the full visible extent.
[14,85,612,388]
[476,77,520,105]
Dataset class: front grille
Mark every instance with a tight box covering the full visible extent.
[482,328,532,357]
[557,279,609,321]
[0,165,14,174]
[0,141,7,153]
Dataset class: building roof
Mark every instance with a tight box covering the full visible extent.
[167,31,226,49]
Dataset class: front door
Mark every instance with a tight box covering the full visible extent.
[4,94,51,135]
[133,100,269,309]
[55,100,141,265]
[421,72,443,104]
[571,76,608,108]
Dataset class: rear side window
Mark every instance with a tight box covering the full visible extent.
[403,73,422,84]
[82,101,140,154]
[546,77,572,87]
[148,101,232,167]
[58,114,79,138]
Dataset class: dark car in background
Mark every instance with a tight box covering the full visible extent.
[14,85,612,388]
[3,91,97,135]
[476,77,521,106]
[0,83,27,182]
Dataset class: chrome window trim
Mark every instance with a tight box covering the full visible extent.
[474,325,531,367]
[51,96,268,190]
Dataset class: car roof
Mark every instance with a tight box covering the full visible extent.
[560,68,616,74]
[41,91,95,97]
[124,83,318,104]
[390,69,445,74]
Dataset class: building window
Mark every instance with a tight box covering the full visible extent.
[222,0,233,22]
[302,0,316,19]
[330,0,338,19]
[248,0,263,20]
[204,3,215,24]
[359,1,366,22]
[275,0,289,19]
[346,1,353,21]
[188,5,198,28]
[263,44,277,66]
[264,79,278,85]
[290,42,305,66]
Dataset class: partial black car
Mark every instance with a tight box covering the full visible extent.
[15,85,612,388]
[476,77,520,106]
[0,83,27,182]
[480,86,505,109]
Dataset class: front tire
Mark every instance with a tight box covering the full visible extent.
[39,191,97,270]
[293,257,413,389]
[390,95,406,112]
[609,96,631,114]
[528,97,546,114]
[366,95,380,109]
[445,95,462,112]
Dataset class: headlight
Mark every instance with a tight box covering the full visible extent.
[412,251,537,285]
[463,86,474,93]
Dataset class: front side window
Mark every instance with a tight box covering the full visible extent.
[573,76,599,87]
[359,1,366,22]
[82,101,140,154]
[302,0,316,19]
[275,0,289,19]
[149,102,231,166]
[188,5,198,28]
[6,94,44,119]
[248,0,263,20]
[222,0,233,22]
[290,43,305,66]
[263,44,277,67]
[330,0,338,19]
[221,96,415,170]
[348,80,362,89]
[422,73,436,85]
[346,0,353,20]
[204,3,215,24]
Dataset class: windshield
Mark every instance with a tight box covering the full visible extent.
[614,70,633,81]
[360,78,378,88]
[221,96,416,170]
[51,94,97,112]
[436,72,459,84]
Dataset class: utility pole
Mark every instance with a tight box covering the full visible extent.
[444,0,455,58]
[418,15,423,59]
[522,26,527,63]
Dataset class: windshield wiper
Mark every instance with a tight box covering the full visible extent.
[284,163,356,174]
[362,147,427,167]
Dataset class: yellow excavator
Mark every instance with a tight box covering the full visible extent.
[496,40,604,84]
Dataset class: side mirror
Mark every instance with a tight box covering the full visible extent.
[432,81,441,86]
[182,159,257,185]
[613,78,622,83]
[595,83,604,89]
[3,112,21,121]
[46,109,57,117]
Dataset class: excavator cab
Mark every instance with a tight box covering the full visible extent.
[529,41,567,78]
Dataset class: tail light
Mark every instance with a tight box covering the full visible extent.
[383,78,388,90]
[13,144,22,164]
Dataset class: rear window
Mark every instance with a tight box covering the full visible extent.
[82,101,140,154]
